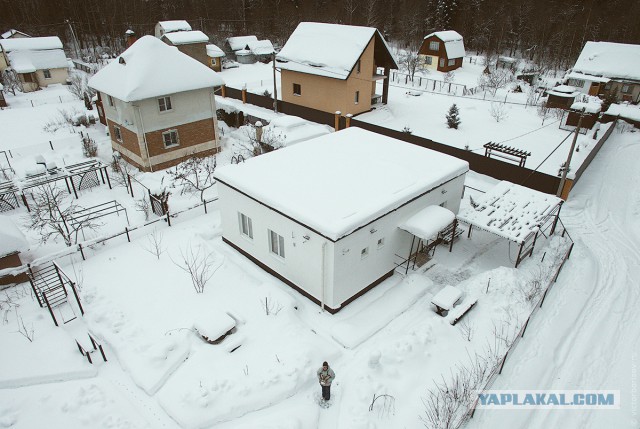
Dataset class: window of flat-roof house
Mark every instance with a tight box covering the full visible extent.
[162,129,179,148]
[108,95,114,107]
[568,78,585,87]
[361,246,369,259]
[158,96,172,112]
[269,229,285,258]
[377,238,385,249]
[238,212,253,239]
[43,69,51,79]
[622,84,631,94]
[113,125,123,142]
[429,41,439,50]
[293,83,301,96]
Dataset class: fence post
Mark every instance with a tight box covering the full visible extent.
[128,174,134,197]
[498,351,508,374]
[69,281,85,316]
[78,243,86,260]
[334,111,341,132]
[166,212,171,227]
[27,264,43,307]
[242,85,247,104]
[221,85,226,97]
[49,141,54,150]
[345,114,352,128]
[203,199,208,214]
[125,226,131,242]
[43,292,59,327]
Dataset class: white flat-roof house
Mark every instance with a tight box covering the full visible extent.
[89,36,224,172]
[566,41,640,103]
[0,36,68,92]
[215,127,469,313]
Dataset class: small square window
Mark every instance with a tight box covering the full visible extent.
[293,83,301,96]
[355,91,359,104]
[43,69,51,79]
[361,247,369,259]
[108,95,114,107]
[162,130,179,148]
[158,96,172,112]
[238,212,253,239]
[113,125,123,142]
[429,41,439,51]
[377,238,385,249]
[211,58,217,66]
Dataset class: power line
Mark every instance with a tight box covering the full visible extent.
[520,130,573,187]
[495,118,561,145]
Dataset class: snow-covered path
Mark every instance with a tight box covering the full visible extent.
[469,127,640,428]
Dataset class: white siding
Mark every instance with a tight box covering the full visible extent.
[135,88,216,133]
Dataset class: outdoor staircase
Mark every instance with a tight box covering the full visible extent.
[27,262,81,326]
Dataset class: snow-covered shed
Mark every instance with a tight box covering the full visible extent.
[155,20,192,39]
[215,127,469,313]
[0,36,69,92]
[247,39,274,62]
[565,101,602,129]
[0,215,29,286]
[161,30,210,66]
[226,35,258,53]
[276,22,398,115]
[567,41,640,102]
[546,85,581,109]
[458,181,563,267]
[419,30,465,72]
[206,44,225,72]
[89,36,225,172]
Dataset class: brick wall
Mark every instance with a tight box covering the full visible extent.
[144,117,216,157]
[107,119,141,157]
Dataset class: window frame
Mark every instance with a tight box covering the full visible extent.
[268,229,285,259]
[429,41,440,51]
[356,59,361,73]
[361,246,369,259]
[448,59,456,66]
[238,212,253,239]
[158,96,173,113]
[162,129,180,148]
[439,58,445,68]
[622,84,631,94]
[113,125,123,142]
[567,78,585,88]
[354,90,359,104]
[377,238,385,249]
[108,95,114,107]
[425,56,433,65]
[293,83,301,96]
[43,69,52,79]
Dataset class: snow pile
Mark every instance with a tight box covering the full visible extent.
[215,127,469,240]
[193,312,236,342]
[0,215,28,257]
[227,35,258,51]
[606,103,640,122]
[162,30,209,45]
[89,36,224,102]
[276,22,380,79]
[206,44,225,58]
[458,181,562,243]
[157,20,192,33]
[424,30,465,59]
[399,205,455,241]
[573,41,640,81]
[0,36,62,52]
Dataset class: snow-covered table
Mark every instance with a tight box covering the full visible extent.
[431,285,462,316]
[193,312,236,343]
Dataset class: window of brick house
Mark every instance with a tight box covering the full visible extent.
[439,58,445,68]
[158,96,172,112]
[293,83,301,96]
[356,59,361,73]
[162,129,179,148]
[113,125,123,142]
[425,56,433,65]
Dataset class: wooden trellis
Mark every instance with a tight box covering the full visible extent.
[483,142,532,168]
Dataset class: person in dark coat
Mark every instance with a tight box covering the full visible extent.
[317,361,335,400]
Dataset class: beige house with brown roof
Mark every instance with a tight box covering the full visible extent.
[276,22,398,116]
[89,36,224,172]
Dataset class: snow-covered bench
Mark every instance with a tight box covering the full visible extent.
[431,285,462,316]
[448,298,478,326]
[193,312,236,344]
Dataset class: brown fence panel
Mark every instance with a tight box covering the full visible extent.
[572,119,616,185]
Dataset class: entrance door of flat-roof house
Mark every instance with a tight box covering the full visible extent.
[588,82,600,96]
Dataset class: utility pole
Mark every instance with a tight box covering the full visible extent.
[272,52,278,113]
[556,107,585,198]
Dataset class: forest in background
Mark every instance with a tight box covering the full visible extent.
[1,0,639,70]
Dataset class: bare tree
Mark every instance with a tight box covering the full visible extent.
[172,245,220,293]
[240,126,284,158]
[25,183,100,246]
[1,69,20,96]
[67,70,95,100]
[459,319,475,342]
[167,155,217,202]
[489,102,509,122]
[15,309,35,342]
[262,296,283,316]
[397,44,421,82]
[110,154,137,188]
[364,0,380,27]
[478,69,514,97]
[144,228,165,260]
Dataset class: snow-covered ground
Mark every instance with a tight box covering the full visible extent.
[1,79,637,429]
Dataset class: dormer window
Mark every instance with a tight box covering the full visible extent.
[429,41,439,51]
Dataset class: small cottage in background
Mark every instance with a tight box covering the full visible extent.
[214,127,468,313]
[419,31,465,72]
[154,20,192,39]
[225,35,258,62]
[276,22,398,115]
[206,44,225,72]
[0,216,29,286]
[162,30,210,66]
[567,41,640,103]
[1,29,31,39]
[546,85,581,109]
[566,101,601,130]
[0,36,69,92]
[246,39,275,62]
[89,36,224,172]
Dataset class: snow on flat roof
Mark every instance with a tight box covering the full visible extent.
[216,127,469,241]
[7,49,68,72]
[565,71,610,83]
[163,30,209,45]
[206,44,225,58]
[425,30,465,59]
[158,20,192,33]
[457,181,562,244]
[89,36,224,102]
[247,39,274,56]
[276,22,378,80]
[227,35,258,51]
[571,101,601,114]
[399,205,455,241]
[0,215,28,257]
[573,41,640,82]
[606,104,640,122]
[0,36,62,52]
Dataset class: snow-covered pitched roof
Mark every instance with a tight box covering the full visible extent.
[227,35,258,51]
[457,181,562,244]
[1,29,30,39]
[7,49,68,72]
[162,30,209,45]
[276,22,397,80]
[0,216,28,258]
[88,36,224,102]
[570,101,601,114]
[215,127,468,241]
[399,205,455,241]
[425,30,465,59]
[547,85,579,98]
[247,39,274,56]
[157,20,192,33]
[573,41,640,82]
[565,71,610,84]
[206,44,225,58]
[0,36,63,52]
[606,104,640,122]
